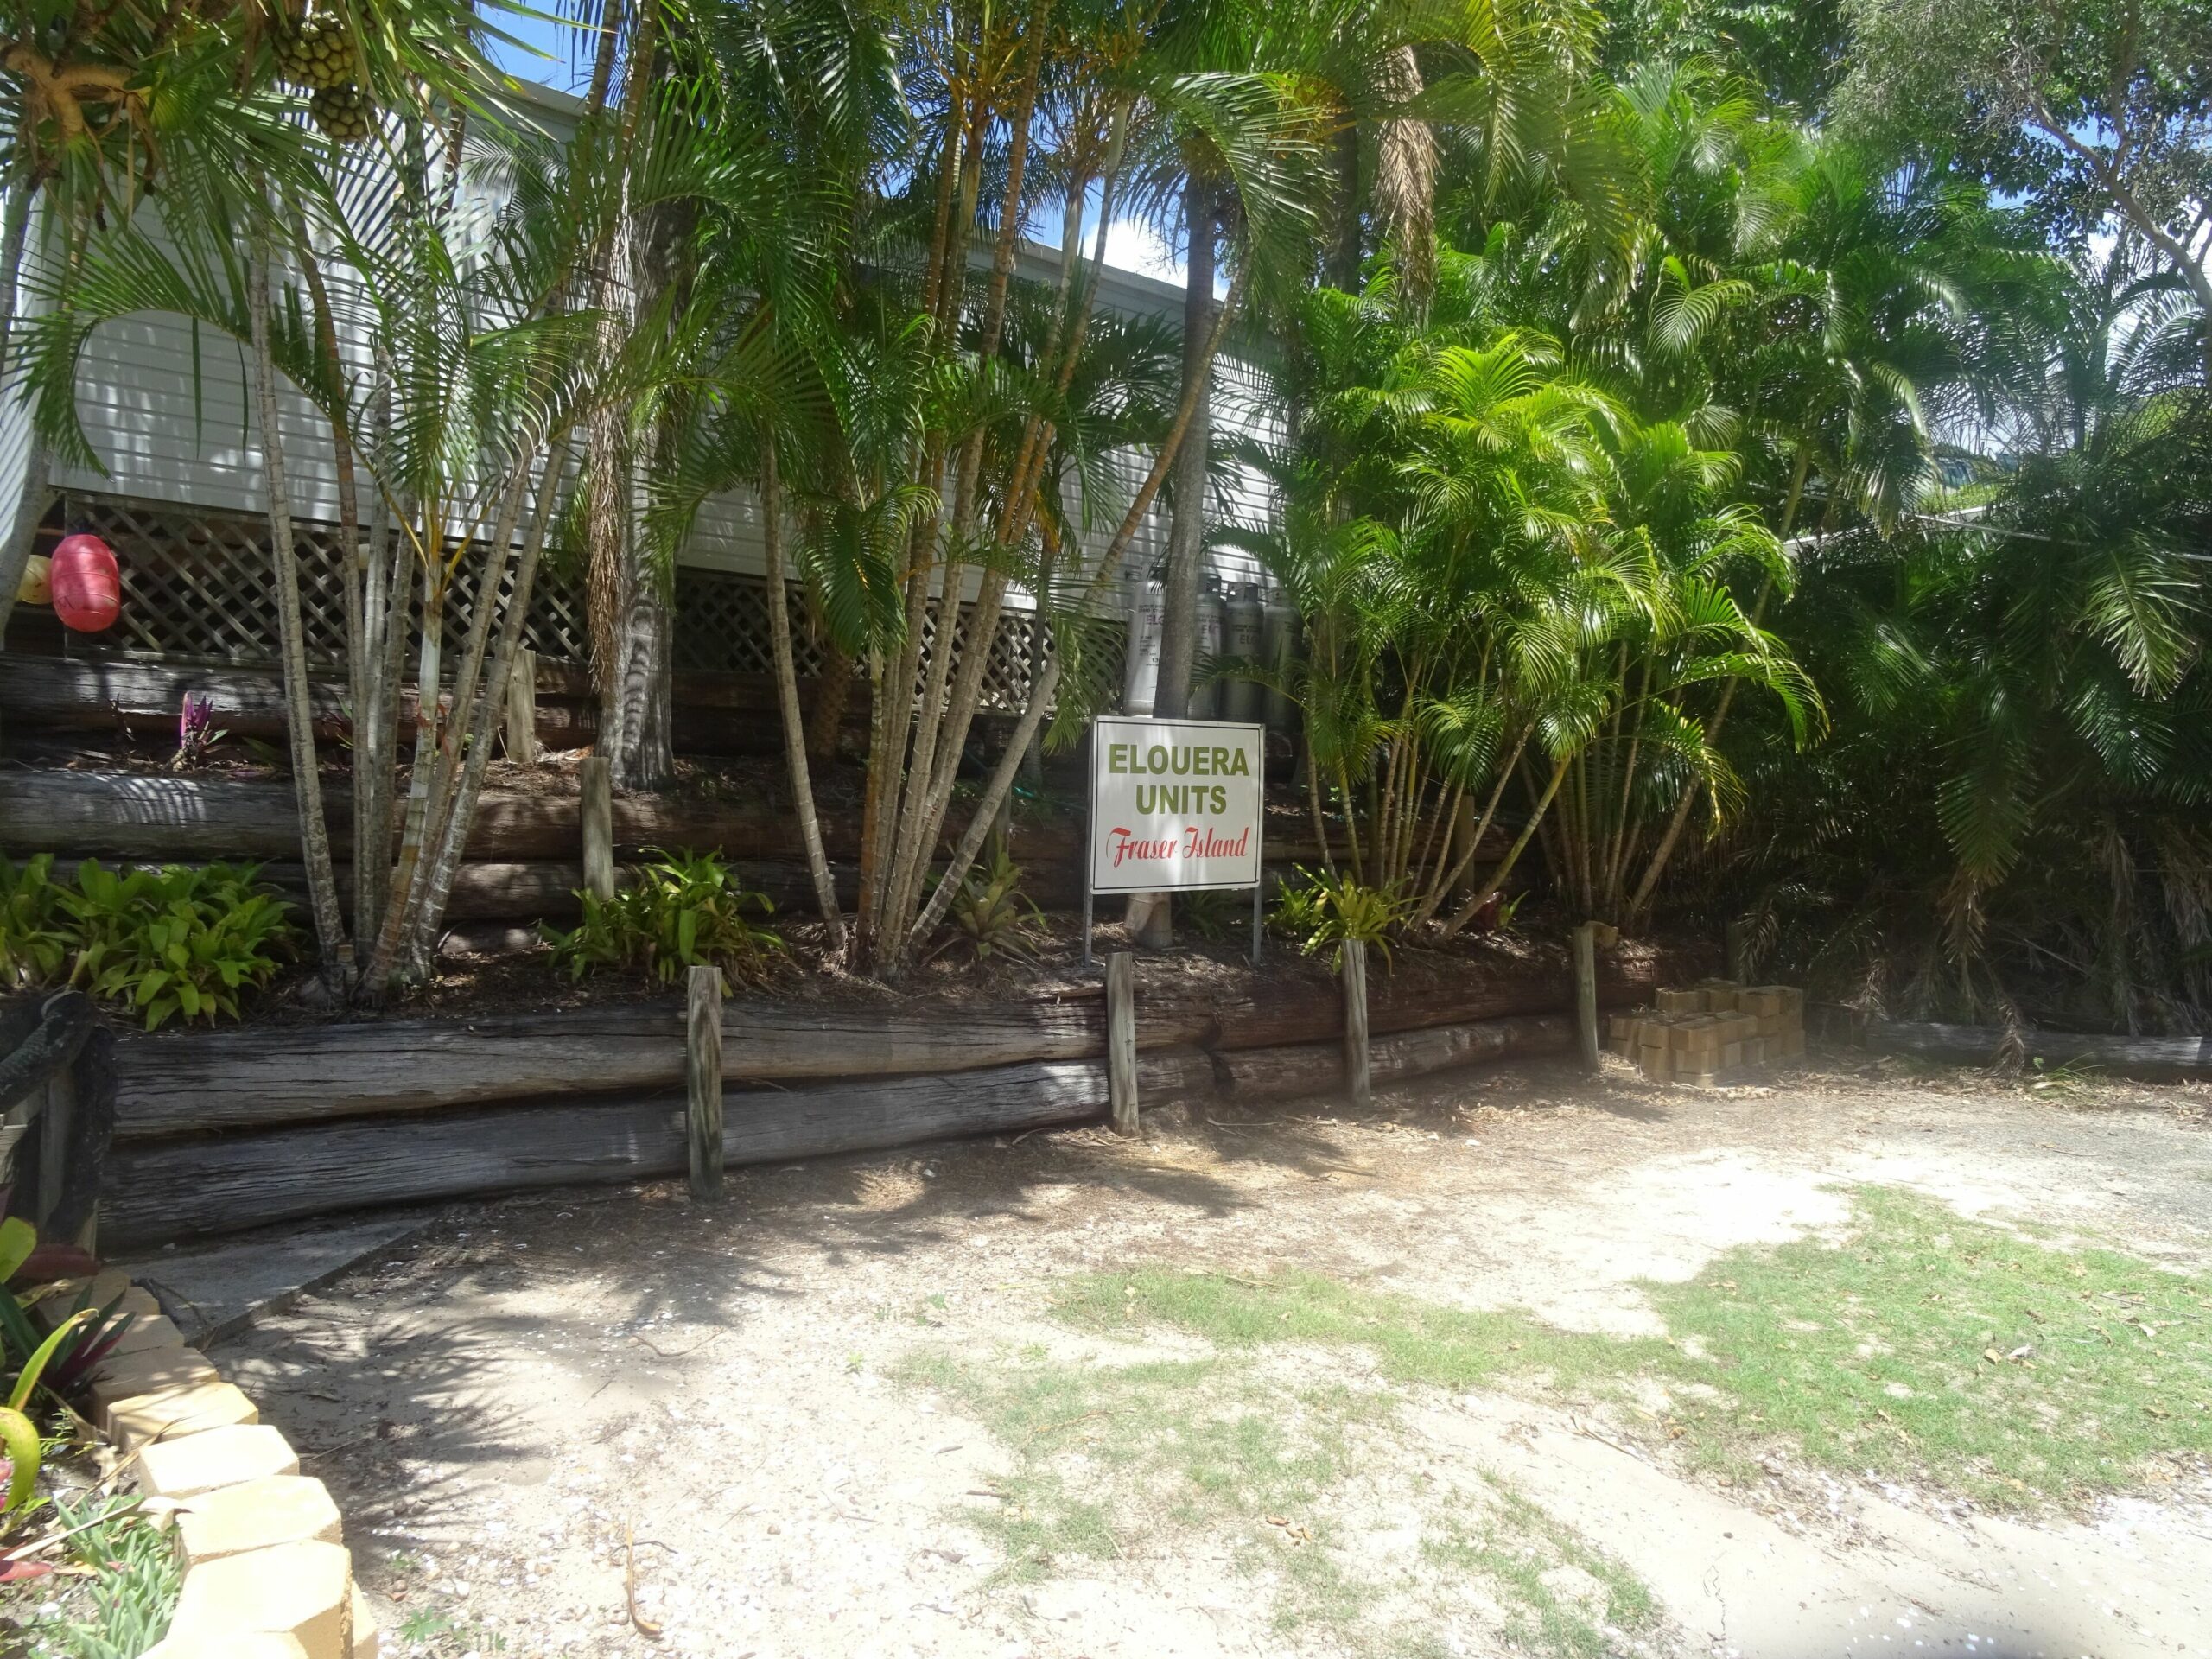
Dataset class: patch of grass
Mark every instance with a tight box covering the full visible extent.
[1645,1185,2212,1505]
[1054,1268,1672,1395]
[1425,1477,1659,1659]
[18,1495,181,1659]
[1057,1185,2212,1510]
[898,1347,1372,1632]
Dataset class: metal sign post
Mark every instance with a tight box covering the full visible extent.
[1082,739,1096,967]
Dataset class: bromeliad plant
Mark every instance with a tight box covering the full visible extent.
[545,849,784,992]
[1270,866,1409,968]
[926,847,1048,965]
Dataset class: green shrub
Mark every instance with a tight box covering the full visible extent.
[1270,866,1408,967]
[928,846,1048,963]
[545,847,783,990]
[0,854,71,990]
[61,861,294,1030]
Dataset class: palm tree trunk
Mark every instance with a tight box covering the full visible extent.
[762,441,846,946]
[370,557,448,988]
[246,232,350,982]
[1626,445,1808,921]
[1154,174,1217,721]
[404,436,574,973]
[1440,754,1570,936]
[894,259,1247,967]
[289,217,377,954]
[1412,730,1529,928]
[1305,736,1338,880]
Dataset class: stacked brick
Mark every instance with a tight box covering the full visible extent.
[1608,980,1806,1084]
[22,1269,378,1659]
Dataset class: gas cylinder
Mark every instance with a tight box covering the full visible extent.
[16,553,52,608]
[50,534,120,633]
[1122,567,1164,715]
[1187,588,1225,718]
[1223,582,1265,724]
[1262,594,1300,734]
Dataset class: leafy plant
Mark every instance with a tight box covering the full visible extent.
[0,1221,98,1530]
[61,861,294,1030]
[927,846,1048,964]
[0,855,71,991]
[0,1220,133,1417]
[37,1493,183,1656]
[545,849,783,991]
[1271,866,1409,967]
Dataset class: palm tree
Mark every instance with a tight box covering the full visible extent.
[827,0,1329,975]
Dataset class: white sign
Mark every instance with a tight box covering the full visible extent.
[1089,715,1265,895]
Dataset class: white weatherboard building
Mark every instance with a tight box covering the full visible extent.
[0,94,1287,721]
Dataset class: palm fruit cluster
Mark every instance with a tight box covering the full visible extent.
[309,83,376,145]
[274,13,354,90]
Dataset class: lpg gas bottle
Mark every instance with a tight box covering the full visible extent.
[1262,593,1301,734]
[1187,588,1225,718]
[1223,582,1265,723]
[1122,569,1165,715]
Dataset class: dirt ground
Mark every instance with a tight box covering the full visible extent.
[209,1052,2212,1659]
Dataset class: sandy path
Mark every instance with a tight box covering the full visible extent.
[210,1054,2212,1658]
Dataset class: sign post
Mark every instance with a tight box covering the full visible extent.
[1084,715,1267,968]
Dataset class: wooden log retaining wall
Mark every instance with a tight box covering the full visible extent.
[99,946,1691,1247]
[0,771,1489,923]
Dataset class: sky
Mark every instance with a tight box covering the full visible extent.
[479,7,1190,287]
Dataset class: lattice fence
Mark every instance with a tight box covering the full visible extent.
[73,493,589,671]
[671,566,833,679]
[54,491,1079,715]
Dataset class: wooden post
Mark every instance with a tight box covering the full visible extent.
[1106,950,1138,1135]
[580,755,615,901]
[503,646,539,765]
[1341,938,1370,1106]
[1725,918,1749,982]
[35,1070,73,1230]
[1572,921,1600,1074]
[686,964,724,1200]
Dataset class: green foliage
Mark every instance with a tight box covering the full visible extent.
[0,858,291,1026]
[545,849,784,991]
[61,861,294,1030]
[1725,392,2212,1027]
[928,846,1048,964]
[0,1221,136,1423]
[0,855,72,991]
[35,1494,185,1659]
[1270,867,1408,966]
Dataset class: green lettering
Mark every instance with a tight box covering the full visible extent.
[1146,744,1169,774]
[1230,749,1250,777]
[1108,742,1128,774]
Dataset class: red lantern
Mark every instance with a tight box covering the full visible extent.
[50,534,120,633]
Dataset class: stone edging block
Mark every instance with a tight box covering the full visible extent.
[22,1269,380,1659]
